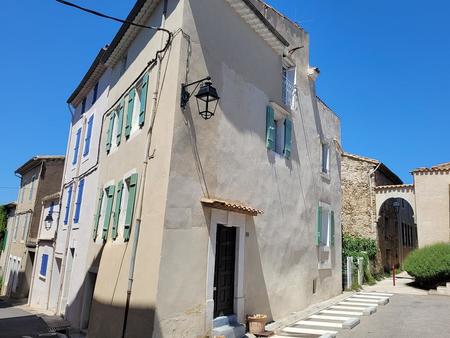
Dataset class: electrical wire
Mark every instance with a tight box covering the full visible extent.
[55,0,171,36]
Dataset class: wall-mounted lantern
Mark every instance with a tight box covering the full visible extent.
[392,200,401,215]
[181,76,220,120]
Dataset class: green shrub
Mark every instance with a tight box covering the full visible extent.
[404,243,450,287]
[342,234,377,285]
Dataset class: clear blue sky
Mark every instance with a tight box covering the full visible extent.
[1,0,449,204]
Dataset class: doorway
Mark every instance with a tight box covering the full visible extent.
[213,225,237,317]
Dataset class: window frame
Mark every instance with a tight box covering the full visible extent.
[39,253,49,279]
[321,142,330,174]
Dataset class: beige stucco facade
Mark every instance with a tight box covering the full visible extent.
[61,1,343,337]
[2,156,64,298]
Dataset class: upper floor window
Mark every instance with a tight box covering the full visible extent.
[13,216,20,242]
[92,82,99,104]
[63,184,73,225]
[83,115,94,157]
[72,127,82,165]
[316,203,335,247]
[29,175,36,201]
[265,105,292,159]
[321,142,330,174]
[73,179,85,224]
[21,213,30,241]
[81,97,87,115]
[282,67,295,108]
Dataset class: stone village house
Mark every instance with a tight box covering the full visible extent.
[341,153,417,272]
[1,156,64,298]
[31,0,343,337]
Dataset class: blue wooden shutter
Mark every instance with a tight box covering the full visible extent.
[112,180,124,240]
[266,106,276,150]
[106,112,115,153]
[73,179,85,224]
[64,185,73,225]
[83,115,94,157]
[283,118,292,159]
[40,254,48,277]
[72,128,81,165]
[92,82,99,104]
[124,173,138,241]
[139,73,149,127]
[116,100,125,145]
[330,210,335,246]
[102,186,115,241]
[316,205,323,246]
[125,89,136,138]
[93,190,104,240]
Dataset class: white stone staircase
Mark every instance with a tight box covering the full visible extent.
[429,282,450,296]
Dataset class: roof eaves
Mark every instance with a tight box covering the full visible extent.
[15,156,65,175]
[342,152,379,165]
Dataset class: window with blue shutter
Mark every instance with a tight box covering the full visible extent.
[283,118,292,159]
[72,128,82,165]
[92,82,99,104]
[73,179,85,224]
[40,254,48,278]
[64,185,73,225]
[83,115,94,157]
[81,97,87,115]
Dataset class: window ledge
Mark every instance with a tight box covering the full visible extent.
[270,100,292,118]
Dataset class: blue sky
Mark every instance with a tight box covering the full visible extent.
[1,0,449,204]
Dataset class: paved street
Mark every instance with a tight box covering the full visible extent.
[338,294,450,338]
[0,298,51,338]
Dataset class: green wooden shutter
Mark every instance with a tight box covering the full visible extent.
[116,100,124,145]
[93,190,104,240]
[316,205,323,246]
[124,173,138,241]
[265,106,276,150]
[125,89,136,138]
[283,118,292,159]
[330,210,335,246]
[102,185,115,241]
[139,73,149,127]
[112,180,124,240]
[106,112,115,152]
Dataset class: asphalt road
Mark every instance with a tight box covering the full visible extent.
[338,294,450,338]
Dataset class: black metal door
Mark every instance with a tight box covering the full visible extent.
[213,224,236,317]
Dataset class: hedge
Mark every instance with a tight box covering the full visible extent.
[403,243,450,286]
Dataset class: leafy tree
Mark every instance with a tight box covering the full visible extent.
[0,205,7,235]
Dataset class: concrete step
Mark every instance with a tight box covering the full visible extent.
[282,326,337,337]
[436,286,450,296]
[447,282,450,288]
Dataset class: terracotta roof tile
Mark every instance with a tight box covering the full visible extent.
[201,197,263,216]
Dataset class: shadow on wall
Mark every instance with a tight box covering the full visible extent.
[243,217,274,321]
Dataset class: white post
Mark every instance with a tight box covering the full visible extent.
[346,256,353,289]
[357,257,364,285]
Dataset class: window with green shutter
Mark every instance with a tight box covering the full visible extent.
[124,173,138,241]
[106,112,115,152]
[283,118,292,159]
[139,73,149,127]
[112,180,124,240]
[266,106,276,150]
[316,205,322,246]
[125,89,136,139]
[330,210,335,246]
[116,99,124,146]
[93,190,104,240]
[102,185,115,241]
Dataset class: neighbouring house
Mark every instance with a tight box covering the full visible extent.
[28,193,60,312]
[61,0,342,337]
[411,162,450,246]
[1,156,64,298]
[341,152,416,271]
[0,202,17,278]
[51,54,111,332]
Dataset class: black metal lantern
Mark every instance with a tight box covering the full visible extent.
[181,76,220,120]
[44,213,53,230]
[195,81,219,120]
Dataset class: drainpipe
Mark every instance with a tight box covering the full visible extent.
[121,2,168,337]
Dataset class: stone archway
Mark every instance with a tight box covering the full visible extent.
[375,185,417,271]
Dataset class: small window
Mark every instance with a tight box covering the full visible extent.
[312,278,317,294]
[83,115,94,157]
[29,175,36,201]
[39,254,48,278]
[92,82,99,104]
[73,179,85,224]
[72,128,82,165]
[21,213,30,241]
[64,185,73,225]
[81,97,87,115]
[321,142,330,174]
[265,105,292,158]
[13,216,20,242]
[282,67,295,108]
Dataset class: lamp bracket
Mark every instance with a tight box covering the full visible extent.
[180,76,211,109]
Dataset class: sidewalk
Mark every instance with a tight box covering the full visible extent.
[361,271,428,295]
